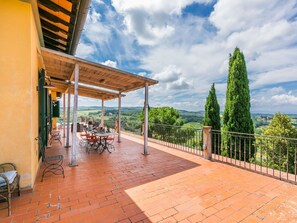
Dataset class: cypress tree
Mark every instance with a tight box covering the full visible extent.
[204,83,220,130]
[222,47,254,160]
[204,83,221,154]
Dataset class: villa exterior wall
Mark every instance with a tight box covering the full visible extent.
[0,0,42,189]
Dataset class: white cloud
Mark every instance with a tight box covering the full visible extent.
[112,0,213,45]
[93,0,104,4]
[250,65,297,89]
[112,0,211,14]
[209,0,297,36]
[101,60,117,68]
[251,88,297,113]
[153,65,181,82]
[225,20,297,54]
[76,42,95,58]
[85,12,111,44]
[271,93,297,105]
[248,48,297,73]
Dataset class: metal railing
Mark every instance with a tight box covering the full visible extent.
[148,124,203,156]
[212,130,297,184]
[122,121,297,184]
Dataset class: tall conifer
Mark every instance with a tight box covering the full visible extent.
[223,47,254,159]
[204,83,220,130]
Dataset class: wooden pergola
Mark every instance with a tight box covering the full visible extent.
[41,47,158,165]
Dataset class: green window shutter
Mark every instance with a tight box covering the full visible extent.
[52,101,60,117]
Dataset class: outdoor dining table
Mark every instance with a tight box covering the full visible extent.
[94,132,117,154]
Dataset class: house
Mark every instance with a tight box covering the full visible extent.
[0,0,157,191]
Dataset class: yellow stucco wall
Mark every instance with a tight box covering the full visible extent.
[0,0,41,189]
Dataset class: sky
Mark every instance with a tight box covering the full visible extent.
[75,0,297,114]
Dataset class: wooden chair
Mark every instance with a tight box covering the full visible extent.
[35,137,65,182]
[0,163,20,216]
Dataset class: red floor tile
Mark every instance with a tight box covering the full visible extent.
[1,133,297,222]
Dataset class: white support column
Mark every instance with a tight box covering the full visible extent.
[70,63,79,166]
[118,94,121,143]
[143,83,149,155]
[63,92,66,138]
[65,88,71,148]
[101,99,104,127]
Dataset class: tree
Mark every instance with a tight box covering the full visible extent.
[222,47,254,160]
[262,113,297,173]
[204,83,221,154]
[139,107,196,146]
[139,106,184,127]
[203,83,220,130]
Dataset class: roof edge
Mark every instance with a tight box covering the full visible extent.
[69,0,91,55]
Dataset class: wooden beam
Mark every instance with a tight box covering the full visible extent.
[42,28,68,42]
[44,41,66,52]
[43,34,67,46]
[41,19,68,35]
[69,65,77,82]
[39,8,74,28]
[39,0,72,16]
[44,36,67,48]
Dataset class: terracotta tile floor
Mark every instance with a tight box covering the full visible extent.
[1,133,297,223]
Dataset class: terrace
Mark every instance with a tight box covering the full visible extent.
[1,133,297,222]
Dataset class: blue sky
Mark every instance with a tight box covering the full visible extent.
[76,0,297,113]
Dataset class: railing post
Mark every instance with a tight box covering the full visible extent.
[203,126,212,160]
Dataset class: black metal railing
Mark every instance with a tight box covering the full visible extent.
[212,130,297,184]
[122,122,203,156]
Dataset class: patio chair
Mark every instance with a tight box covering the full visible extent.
[86,135,100,153]
[35,137,65,182]
[48,129,62,145]
[105,135,115,152]
[79,132,90,147]
[0,163,20,216]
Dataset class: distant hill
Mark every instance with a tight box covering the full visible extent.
[62,106,296,126]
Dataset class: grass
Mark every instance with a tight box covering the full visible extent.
[183,122,202,129]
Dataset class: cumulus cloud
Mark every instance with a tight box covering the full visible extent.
[250,65,297,89]
[251,88,297,113]
[153,65,181,82]
[112,0,213,45]
[271,93,297,105]
[84,9,111,45]
[151,65,191,93]
[101,60,117,68]
[76,42,95,58]
[209,0,297,36]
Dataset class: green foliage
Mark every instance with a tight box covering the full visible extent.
[222,47,255,160]
[203,83,220,130]
[139,107,184,126]
[223,47,254,134]
[138,107,198,146]
[261,113,297,173]
[264,113,297,138]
